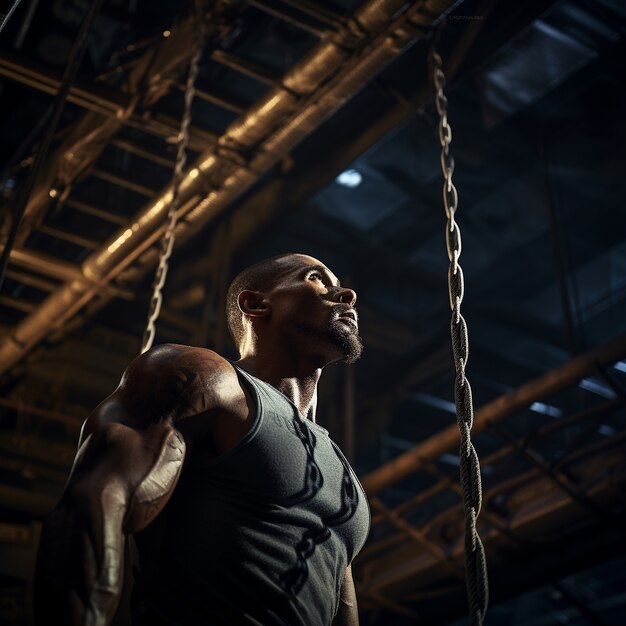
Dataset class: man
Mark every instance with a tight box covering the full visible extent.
[34,253,370,626]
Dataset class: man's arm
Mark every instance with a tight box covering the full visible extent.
[34,344,245,624]
[33,344,235,625]
[34,408,185,625]
[332,565,360,626]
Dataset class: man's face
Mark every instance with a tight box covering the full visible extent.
[264,255,363,365]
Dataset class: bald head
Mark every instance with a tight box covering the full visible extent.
[226,254,318,352]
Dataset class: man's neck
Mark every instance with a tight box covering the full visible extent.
[236,353,322,422]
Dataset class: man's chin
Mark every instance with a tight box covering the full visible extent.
[340,346,362,365]
[296,321,364,365]
[328,320,363,364]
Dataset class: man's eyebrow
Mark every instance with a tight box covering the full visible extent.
[302,265,341,288]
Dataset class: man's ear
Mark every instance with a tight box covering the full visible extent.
[238,290,270,318]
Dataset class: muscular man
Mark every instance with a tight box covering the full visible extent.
[34,253,370,626]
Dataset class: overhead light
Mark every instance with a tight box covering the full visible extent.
[439,453,460,466]
[162,29,171,38]
[598,424,616,437]
[579,377,616,399]
[49,188,58,198]
[414,392,456,414]
[335,169,362,188]
[530,401,562,418]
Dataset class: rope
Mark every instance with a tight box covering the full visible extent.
[140,17,206,354]
[429,37,489,626]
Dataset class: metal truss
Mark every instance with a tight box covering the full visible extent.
[355,335,626,621]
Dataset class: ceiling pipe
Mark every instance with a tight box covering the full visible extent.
[0,0,460,376]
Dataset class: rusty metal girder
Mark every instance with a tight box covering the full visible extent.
[0,246,136,304]
[0,397,81,429]
[0,0,462,376]
[0,483,57,517]
[361,333,626,495]
[354,335,626,620]
[6,1,243,246]
[357,432,626,620]
[2,247,82,282]
[0,432,75,468]
[0,53,128,116]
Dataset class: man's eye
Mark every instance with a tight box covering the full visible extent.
[308,272,323,281]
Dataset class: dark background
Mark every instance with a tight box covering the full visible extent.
[1,0,625,624]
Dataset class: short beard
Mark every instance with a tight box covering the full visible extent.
[297,319,363,365]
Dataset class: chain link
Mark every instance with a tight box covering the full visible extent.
[140,20,206,354]
[430,46,489,626]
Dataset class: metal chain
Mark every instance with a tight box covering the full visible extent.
[140,20,206,354]
[0,0,23,35]
[430,45,489,626]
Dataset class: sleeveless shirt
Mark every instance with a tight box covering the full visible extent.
[131,363,370,625]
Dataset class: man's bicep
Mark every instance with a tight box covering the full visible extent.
[71,413,186,533]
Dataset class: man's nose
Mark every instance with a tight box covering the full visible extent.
[335,287,357,306]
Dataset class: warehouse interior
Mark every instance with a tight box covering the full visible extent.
[1,0,625,624]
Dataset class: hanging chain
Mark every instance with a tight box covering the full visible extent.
[141,20,206,354]
[430,44,489,626]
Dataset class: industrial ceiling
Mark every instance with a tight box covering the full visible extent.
[0,0,625,624]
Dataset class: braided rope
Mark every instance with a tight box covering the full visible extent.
[141,19,206,354]
[430,45,489,625]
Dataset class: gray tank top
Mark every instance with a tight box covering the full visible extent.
[132,363,370,625]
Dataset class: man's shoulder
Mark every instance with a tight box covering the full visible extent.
[122,343,233,380]
[117,343,242,420]
[134,341,225,361]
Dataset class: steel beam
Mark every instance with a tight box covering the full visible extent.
[357,436,626,620]
[175,82,247,114]
[0,0,462,376]
[0,52,127,116]
[0,59,217,156]
[370,497,463,578]
[210,49,279,85]
[0,457,68,486]
[0,246,81,282]
[64,198,127,225]
[37,224,100,250]
[4,3,242,246]
[221,0,561,270]
[0,483,57,517]
[0,397,81,428]
[0,246,137,304]
[276,0,344,29]
[0,294,35,313]
[90,168,156,198]
[367,397,624,530]
[361,333,626,495]
[110,138,175,169]
[0,432,75,467]
[2,268,58,292]
[245,0,328,37]
[123,111,217,152]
